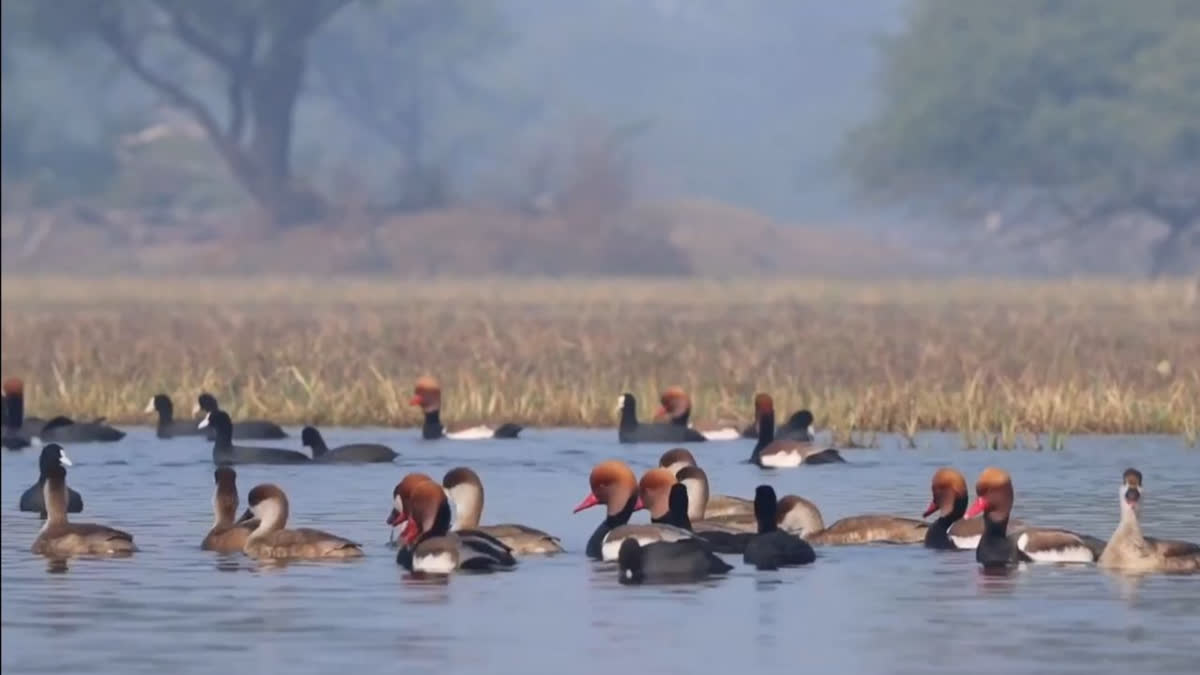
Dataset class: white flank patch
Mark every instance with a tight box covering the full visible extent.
[414,551,457,574]
[1017,533,1095,563]
[445,426,494,440]
[759,452,803,468]
[601,527,694,561]
[197,413,211,429]
[700,427,740,441]
[602,536,649,561]
[950,534,981,550]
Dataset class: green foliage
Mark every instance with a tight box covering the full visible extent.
[846,0,1200,204]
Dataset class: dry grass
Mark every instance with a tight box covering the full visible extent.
[2,277,1197,444]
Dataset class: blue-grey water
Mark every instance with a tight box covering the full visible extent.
[2,429,1198,675]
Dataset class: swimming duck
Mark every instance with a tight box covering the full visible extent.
[236,483,363,560]
[409,376,522,440]
[201,466,258,553]
[1098,468,1199,573]
[31,445,137,557]
[441,467,564,554]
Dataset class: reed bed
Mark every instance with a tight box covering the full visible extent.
[2,277,1197,444]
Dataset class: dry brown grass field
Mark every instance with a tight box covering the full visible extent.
[2,277,1197,445]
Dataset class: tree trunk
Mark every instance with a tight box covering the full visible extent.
[1148,218,1197,279]
[242,33,325,226]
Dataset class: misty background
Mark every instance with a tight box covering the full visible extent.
[2,0,1197,278]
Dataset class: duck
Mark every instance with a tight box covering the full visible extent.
[1098,468,1199,573]
[572,460,647,560]
[676,465,823,537]
[743,485,817,569]
[145,394,205,439]
[3,378,124,444]
[395,479,517,573]
[740,405,817,441]
[36,415,127,444]
[653,386,740,440]
[194,393,288,440]
[617,533,732,585]
[409,376,522,440]
[236,483,363,559]
[661,449,753,517]
[749,394,844,467]
[616,393,705,444]
[968,467,1105,569]
[2,377,32,449]
[385,472,437,541]
[201,410,311,465]
[922,467,1029,550]
[441,467,564,554]
[595,468,700,561]
[201,466,258,553]
[31,445,137,557]
[653,478,752,554]
[19,444,84,518]
[685,471,926,545]
[300,426,397,463]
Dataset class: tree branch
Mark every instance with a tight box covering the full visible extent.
[227,16,257,142]
[150,0,238,70]
[93,16,224,144]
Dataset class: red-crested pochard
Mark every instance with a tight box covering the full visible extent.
[386,472,436,543]
[236,484,363,560]
[616,393,706,444]
[1098,468,1199,573]
[653,386,740,440]
[749,394,844,467]
[967,467,1105,568]
[409,376,522,440]
[32,445,137,557]
[396,479,517,573]
[922,467,1029,550]
[598,468,697,561]
[572,460,650,560]
[201,466,258,553]
[442,467,564,555]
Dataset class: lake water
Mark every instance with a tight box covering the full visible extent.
[2,429,1198,675]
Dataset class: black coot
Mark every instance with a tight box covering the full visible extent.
[146,394,205,439]
[195,393,288,440]
[301,426,398,463]
[19,444,84,518]
[202,410,310,465]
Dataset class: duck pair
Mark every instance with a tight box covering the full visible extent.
[145,393,287,440]
[387,469,557,573]
[201,468,362,560]
[574,461,815,583]
[3,378,126,448]
[645,386,820,443]
[928,467,1199,573]
[199,410,397,464]
[660,449,930,545]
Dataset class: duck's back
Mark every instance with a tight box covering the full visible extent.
[33,522,136,556]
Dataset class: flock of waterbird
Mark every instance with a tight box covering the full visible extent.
[5,376,1198,581]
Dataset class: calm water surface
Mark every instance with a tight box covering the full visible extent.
[2,429,1198,675]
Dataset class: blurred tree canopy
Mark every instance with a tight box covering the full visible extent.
[847,0,1200,276]
[3,0,511,226]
